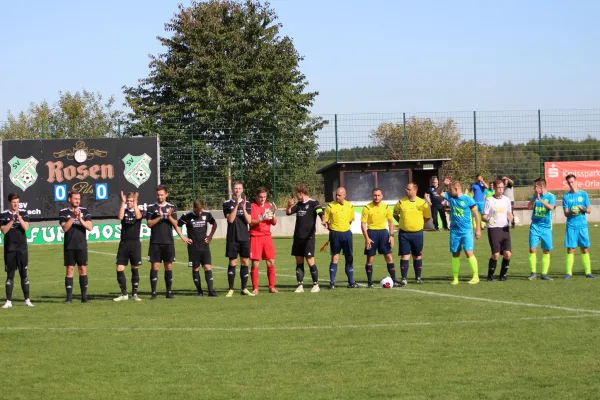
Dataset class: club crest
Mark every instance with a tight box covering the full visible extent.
[8,156,39,191]
[122,154,152,188]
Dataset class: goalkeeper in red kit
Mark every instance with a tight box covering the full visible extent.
[249,187,279,294]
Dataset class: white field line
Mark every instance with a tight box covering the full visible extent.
[401,288,600,314]
[0,314,597,333]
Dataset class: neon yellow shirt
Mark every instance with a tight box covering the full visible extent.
[393,197,431,232]
[324,201,354,232]
[361,202,393,230]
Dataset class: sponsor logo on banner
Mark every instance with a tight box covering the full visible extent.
[8,156,39,191]
[122,154,153,188]
[0,222,183,245]
[544,161,600,190]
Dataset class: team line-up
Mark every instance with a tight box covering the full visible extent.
[0,174,595,308]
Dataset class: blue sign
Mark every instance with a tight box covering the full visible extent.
[54,184,67,201]
[95,183,108,200]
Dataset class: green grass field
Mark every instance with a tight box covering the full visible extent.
[1,226,600,399]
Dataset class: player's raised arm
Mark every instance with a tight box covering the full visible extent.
[60,212,75,233]
[118,191,127,220]
[438,176,451,196]
[79,208,93,232]
[133,192,143,220]
[146,206,162,228]
[286,196,297,216]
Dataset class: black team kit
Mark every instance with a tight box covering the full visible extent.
[178,210,217,296]
[116,207,143,298]
[59,207,92,303]
[146,203,177,298]
[1,210,31,305]
[289,199,323,289]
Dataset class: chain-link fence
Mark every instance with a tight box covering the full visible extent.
[2,109,600,209]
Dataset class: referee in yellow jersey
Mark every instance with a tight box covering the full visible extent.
[323,187,358,289]
[393,183,431,286]
[361,188,395,288]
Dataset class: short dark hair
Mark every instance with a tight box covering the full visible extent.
[565,174,576,181]
[232,180,244,187]
[156,185,167,193]
[68,190,80,199]
[295,184,309,195]
[193,199,205,209]
[408,182,418,191]
[535,178,547,188]
[7,193,19,202]
[372,187,383,194]
[257,187,268,195]
[494,179,503,187]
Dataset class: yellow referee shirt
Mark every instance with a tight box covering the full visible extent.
[393,196,431,232]
[325,201,354,232]
[361,202,393,230]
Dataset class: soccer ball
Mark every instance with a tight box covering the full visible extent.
[136,169,148,181]
[21,172,34,185]
[380,276,394,289]
[513,216,520,225]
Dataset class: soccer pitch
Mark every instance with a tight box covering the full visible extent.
[1,226,600,399]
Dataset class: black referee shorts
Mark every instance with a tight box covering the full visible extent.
[4,249,28,273]
[147,243,176,263]
[116,240,142,267]
[64,249,88,267]
[488,227,512,254]
[291,236,316,257]
[188,246,212,268]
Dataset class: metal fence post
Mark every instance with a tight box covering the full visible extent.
[474,111,478,174]
[191,131,196,199]
[403,112,407,159]
[538,109,543,178]
[335,114,339,162]
[272,130,277,203]
[239,134,244,183]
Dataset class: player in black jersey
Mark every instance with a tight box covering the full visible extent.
[286,184,324,293]
[1,193,33,308]
[223,180,255,297]
[146,185,190,299]
[113,192,143,302]
[178,199,218,297]
[59,190,93,303]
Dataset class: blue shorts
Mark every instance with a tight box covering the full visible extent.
[529,224,553,251]
[399,230,424,256]
[449,231,474,253]
[329,230,353,256]
[476,202,484,215]
[565,225,590,249]
[364,229,392,256]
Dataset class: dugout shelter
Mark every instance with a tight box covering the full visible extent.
[316,159,451,204]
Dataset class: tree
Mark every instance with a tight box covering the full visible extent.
[1,90,123,139]
[370,117,491,185]
[123,0,322,207]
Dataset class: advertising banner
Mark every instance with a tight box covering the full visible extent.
[0,222,188,245]
[1,138,159,219]
[545,161,600,190]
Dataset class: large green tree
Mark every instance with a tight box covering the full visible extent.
[123,0,322,207]
[370,117,491,185]
[1,90,122,139]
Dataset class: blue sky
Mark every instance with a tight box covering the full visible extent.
[1,0,599,119]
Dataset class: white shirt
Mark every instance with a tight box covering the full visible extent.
[483,195,512,228]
